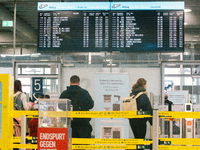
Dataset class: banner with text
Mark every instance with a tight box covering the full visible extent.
[95,73,129,139]
[38,127,69,150]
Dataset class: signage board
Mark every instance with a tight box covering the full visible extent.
[167,91,189,104]
[2,21,13,27]
[38,127,69,150]
[32,77,43,101]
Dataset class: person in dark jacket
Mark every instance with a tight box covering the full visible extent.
[129,78,152,139]
[164,93,173,111]
[164,93,174,135]
[59,75,94,138]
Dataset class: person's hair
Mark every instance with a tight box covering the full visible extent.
[38,94,44,98]
[132,78,147,91]
[70,75,80,84]
[30,108,38,111]
[164,93,168,100]
[44,94,50,99]
[48,106,55,111]
[14,80,23,93]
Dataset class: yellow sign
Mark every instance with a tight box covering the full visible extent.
[159,111,200,119]
[158,145,200,150]
[72,138,152,145]
[69,111,152,118]
[160,138,200,145]
[72,145,137,149]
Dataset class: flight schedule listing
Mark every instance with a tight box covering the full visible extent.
[38,11,110,52]
[111,10,184,52]
[38,10,184,52]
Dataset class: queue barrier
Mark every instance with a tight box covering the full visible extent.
[13,110,152,118]
[13,110,200,119]
[12,137,200,149]
[10,110,200,150]
[12,110,153,149]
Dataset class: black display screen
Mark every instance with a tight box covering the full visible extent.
[111,11,184,52]
[37,2,184,53]
[38,11,110,52]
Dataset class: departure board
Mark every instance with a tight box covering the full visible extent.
[38,11,110,52]
[37,2,184,52]
[111,10,184,52]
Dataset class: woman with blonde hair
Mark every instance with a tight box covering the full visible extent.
[129,78,152,139]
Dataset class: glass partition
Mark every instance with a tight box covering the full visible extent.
[38,99,71,128]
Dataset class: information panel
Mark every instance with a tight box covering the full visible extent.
[38,11,109,52]
[111,10,183,52]
[37,2,184,52]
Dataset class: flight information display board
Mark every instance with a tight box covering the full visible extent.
[38,11,110,52]
[37,2,184,52]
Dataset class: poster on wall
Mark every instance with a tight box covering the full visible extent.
[167,90,189,104]
[95,73,129,139]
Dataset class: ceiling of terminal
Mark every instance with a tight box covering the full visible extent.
[0,0,200,52]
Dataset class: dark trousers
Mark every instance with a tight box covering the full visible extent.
[128,119,147,150]
[72,121,92,150]
[129,118,147,139]
[71,121,92,138]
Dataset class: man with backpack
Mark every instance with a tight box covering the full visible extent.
[59,75,94,138]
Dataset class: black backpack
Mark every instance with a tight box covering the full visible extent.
[59,88,83,111]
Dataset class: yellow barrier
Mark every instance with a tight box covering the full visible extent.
[72,138,152,145]
[11,110,200,149]
[0,73,199,149]
[13,110,200,119]
[0,74,14,150]
[160,138,200,145]
[12,144,37,149]
[13,110,152,118]
[72,145,137,149]
[158,145,200,150]
[69,111,151,118]
[159,111,200,119]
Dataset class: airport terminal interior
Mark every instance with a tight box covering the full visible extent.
[1,0,200,149]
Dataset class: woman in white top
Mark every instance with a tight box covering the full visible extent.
[14,80,29,110]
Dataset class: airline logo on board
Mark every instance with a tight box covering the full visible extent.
[112,4,121,8]
[39,4,48,9]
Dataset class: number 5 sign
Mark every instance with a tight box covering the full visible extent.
[32,77,43,101]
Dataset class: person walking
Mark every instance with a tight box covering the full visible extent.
[59,75,94,138]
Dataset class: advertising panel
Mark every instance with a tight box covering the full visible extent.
[95,73,129,138]
[38,128,69,150]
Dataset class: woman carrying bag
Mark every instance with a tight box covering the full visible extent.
[129,78,152,139]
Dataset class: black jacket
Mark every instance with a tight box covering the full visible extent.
[129,86,152,125]
[59,85,94,122]
[165,99,173,111]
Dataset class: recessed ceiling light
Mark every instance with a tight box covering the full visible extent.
[184,23,188,25]
[184,9,191,12]
[1,55,6,57]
